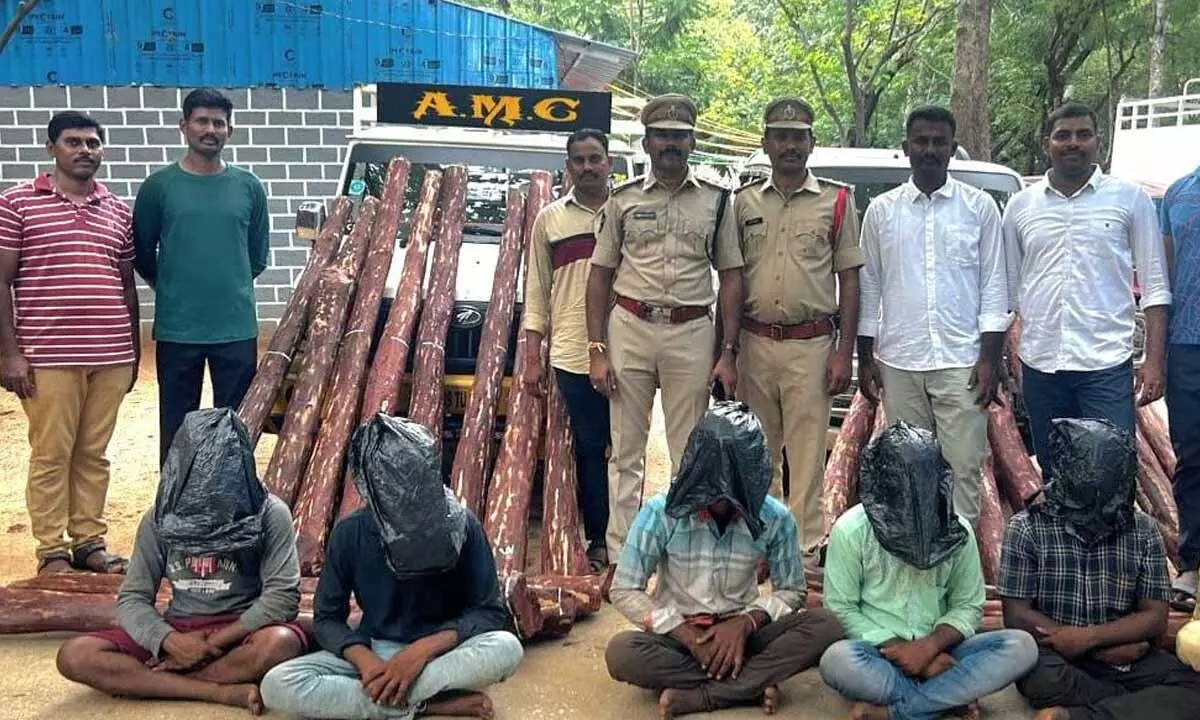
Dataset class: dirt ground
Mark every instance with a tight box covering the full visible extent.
[0,342,1036,719]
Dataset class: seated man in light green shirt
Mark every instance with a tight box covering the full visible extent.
[819,422,1037,720]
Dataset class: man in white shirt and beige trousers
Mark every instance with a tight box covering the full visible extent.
[857,106,1008,526]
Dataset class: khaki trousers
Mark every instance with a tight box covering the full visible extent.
[737,331,832,556]
[879,363,986,525]
[21,364,131,560]
[606,306,713,559]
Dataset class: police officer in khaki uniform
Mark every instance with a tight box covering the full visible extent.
[585,94,744,559]
[736,97,863,562]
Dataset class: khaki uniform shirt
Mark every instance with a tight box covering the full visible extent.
[591,170,742,307]
[737,172,864,324]
[522,191,598,375]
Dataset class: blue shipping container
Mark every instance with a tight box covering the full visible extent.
[0,0,560,89]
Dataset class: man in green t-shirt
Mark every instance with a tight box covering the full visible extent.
[133,88,269,465]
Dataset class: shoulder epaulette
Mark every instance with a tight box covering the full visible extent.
[611,175,644,194]
[735,176,768,194]
[814,176,851,189]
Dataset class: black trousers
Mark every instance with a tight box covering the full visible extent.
[1169,344,1200,572]
[1016,647,1200,720]
[555,368,611,549]
[156,339,257,465]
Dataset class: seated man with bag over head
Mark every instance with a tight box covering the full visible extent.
[260,414,523,720]
[606,401,844,719]
[55,408,306,715]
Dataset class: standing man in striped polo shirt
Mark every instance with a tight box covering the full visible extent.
[133,88,269,465]
[522,129,614,571]
[0,112,138,575]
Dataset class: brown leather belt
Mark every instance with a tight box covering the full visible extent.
[615,295,710,324]
[743,315,838,341]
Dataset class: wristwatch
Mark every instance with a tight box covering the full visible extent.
[588,340,608,354]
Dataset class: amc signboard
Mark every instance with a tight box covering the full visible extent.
[376,82,612,133]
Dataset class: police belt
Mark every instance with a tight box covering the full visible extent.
[743,315,838,341]
[615,295,710,324]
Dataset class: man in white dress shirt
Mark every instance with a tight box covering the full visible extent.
[856,106,1008,526]
[1002,103,1171,481]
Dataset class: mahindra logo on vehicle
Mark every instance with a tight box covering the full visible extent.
[452,305,484,329]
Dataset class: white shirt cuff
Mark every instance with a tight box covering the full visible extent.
[858,319,879,337]
[978,313,1012,334]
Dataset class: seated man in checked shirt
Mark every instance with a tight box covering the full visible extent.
[1000,418,1200,720]
[606,402,843,719]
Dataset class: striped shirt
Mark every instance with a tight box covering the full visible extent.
[522,191,600,375]
[610,494,805,635]
[0,174,134,367]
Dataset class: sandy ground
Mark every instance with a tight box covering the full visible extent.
[0,343,1035,720]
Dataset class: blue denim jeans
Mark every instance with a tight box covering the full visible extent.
[1169,344,1200,572]
[818,630,1038,720]
[259,631,523,719]
[1021,359,1135,481]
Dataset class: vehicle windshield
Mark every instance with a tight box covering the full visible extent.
[343,142,632,244]
[804,166,1022,221]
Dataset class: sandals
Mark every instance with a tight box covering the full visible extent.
[37,553,72,576]
[586,546,609,575]
[1171,587,1196,614]
[71,544,128,574]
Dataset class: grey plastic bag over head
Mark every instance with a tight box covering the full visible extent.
[859,421,966,570]
[664,401,772,538]
[349,413,467,577]
[154,408,267,556]
[1039,417,1136,544]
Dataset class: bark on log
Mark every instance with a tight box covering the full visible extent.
[484,334,547,576]
[500,572,543,639]
[871,405,888,440]
[528,574,604,615]
[1004,319,1022,387]
[450,186,529,516]
[987,390,1043,510]
[0,588,164,634]
[1137,431,1180,536]
[822,392,876,536]
[293,160,411,575]
[976,453,1005,586]
[340,170,444,519]
[239,197,351,446]
[408,165,470,447]
[7,574,166,596]
[263,199,379,505]
[1137,404,1177,477]
[534,589,579,638]
[539,368,588,576]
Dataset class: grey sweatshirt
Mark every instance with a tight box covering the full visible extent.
[116,495,301,658]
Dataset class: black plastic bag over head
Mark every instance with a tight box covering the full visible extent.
[664,401,772,538]
[154,408,266,556]
[349,414,467,577]
[1040,417,1136,544]
[859,421,966,570]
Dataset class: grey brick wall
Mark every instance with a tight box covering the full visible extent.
[0,86,355,327]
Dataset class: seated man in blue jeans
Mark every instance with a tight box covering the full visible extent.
[820,423,1038,720]
[261,415,523,719]
[1000,418,1200,720]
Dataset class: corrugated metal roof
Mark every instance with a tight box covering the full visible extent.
[0,0,629,89]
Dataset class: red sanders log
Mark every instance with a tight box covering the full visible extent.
[450,186,529,516]
[0,588,164,635]
[822,392,876,536]
[1137,431,1180,536]
[484,334,547,576]
[539,372,589,576]
[500,572,544,640]
[240,197,351,446]
[340,170,443,519]
[528,574,604,616]
[408,165,470,448]
[1137,405,1177,477]
[987,390,1042,510]
[7,574,165,596]
[263,199,379,505]
[976,453,1005,586]
[533,588,579,638]
[293,159,411,575]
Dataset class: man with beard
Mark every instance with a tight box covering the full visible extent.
[55,408,305,714]
[734,97,862,564]
[999,418,1200,719]
[1002,104,1171,482]
[522,128,616,571]
[587,94,744,561]
[820,423,1037,720]
[260,415,522,720]
[606,402,843,719]
[133,88,270,466]
[0,112,139,575]
[856,106,1008,527]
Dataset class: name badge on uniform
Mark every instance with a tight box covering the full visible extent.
[744,217,764,227]
[632,210,657,220]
